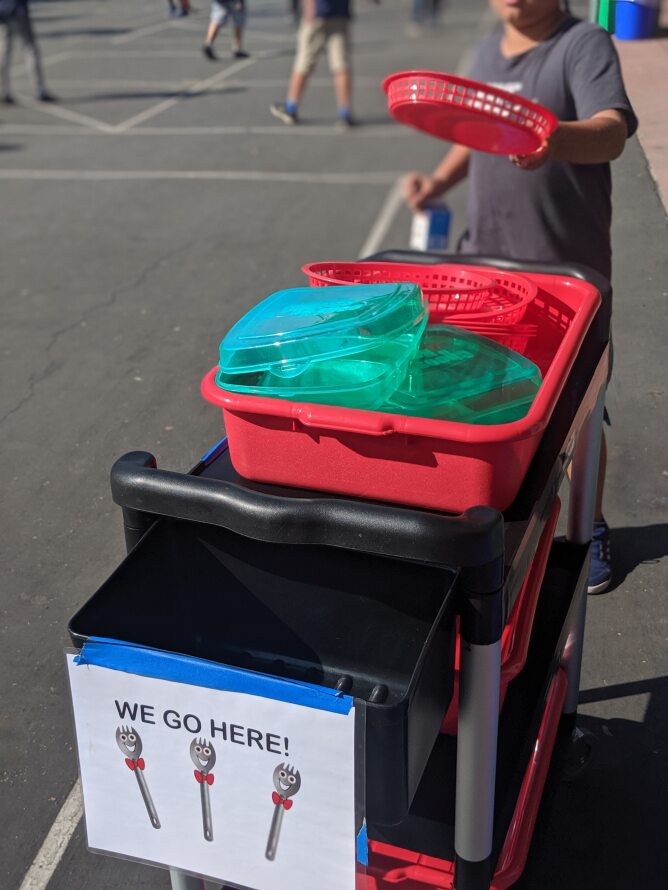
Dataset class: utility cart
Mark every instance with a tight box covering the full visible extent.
[66,255,610,890]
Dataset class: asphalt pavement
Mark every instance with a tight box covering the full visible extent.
[1,2,666,889]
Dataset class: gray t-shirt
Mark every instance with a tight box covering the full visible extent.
[461,17,638,280]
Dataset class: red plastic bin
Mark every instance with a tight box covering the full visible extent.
[440,497,560,735]
[201,269,602,514]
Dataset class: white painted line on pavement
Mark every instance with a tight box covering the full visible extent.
[358,180,404,259]
[61,48,288,60]
[13,95,117,133]
[64,49,203,58]
[39,50,74,68]
[0,169,400,184]
[113,56,256,131]
[18,779,82,890]
[40,78,191,89]
[164,21,295,43]
[0,122,403,138]
[0,123,406,137]
[0,125,89,135]
[110,20,175,45]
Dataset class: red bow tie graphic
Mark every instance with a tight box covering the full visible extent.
[272,791,293,810]
[125,758,145,771]
[194,770,214,785]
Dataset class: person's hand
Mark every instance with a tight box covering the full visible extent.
[509,126,560,171]
[402,171,442,212]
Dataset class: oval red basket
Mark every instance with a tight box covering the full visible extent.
[302,262,537,326]
[438,272,537,325]
[383,70,558,155]
[303,262,494,315]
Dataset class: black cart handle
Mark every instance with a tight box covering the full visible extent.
[110,451,504,570]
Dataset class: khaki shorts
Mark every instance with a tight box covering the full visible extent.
[293,18,351,76]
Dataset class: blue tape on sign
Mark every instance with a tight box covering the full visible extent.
[74,637,353,715]
[356,820,369,866]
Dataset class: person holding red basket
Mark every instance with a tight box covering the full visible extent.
[402,0,638,594]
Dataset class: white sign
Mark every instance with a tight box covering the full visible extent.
[67,653,358,890]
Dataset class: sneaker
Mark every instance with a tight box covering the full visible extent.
[270,102,298,125]
[202,44,218,61]
[588,519,612,594]
[233,49,249,59]
[337,115,356,131]
[37,90,57,103]
[2,94,16,105]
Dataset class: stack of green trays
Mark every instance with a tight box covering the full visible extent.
[381,325,542,424]
[216,283,429,409]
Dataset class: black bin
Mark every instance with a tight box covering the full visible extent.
[69,517,457,824]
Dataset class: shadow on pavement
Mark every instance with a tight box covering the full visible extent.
[64,86,247,104]
[517,675,668,889]
[606,523,668,593]
[39,27,130,38]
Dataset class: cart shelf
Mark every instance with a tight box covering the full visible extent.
[366,540,588,872]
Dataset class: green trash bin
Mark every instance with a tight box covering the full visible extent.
[598,0,617,32]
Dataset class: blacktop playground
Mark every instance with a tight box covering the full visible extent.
[0,1,666,888]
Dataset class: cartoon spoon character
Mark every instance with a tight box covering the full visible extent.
[190,737,216,842]
[265,762,301,861]
[115,726,161,829]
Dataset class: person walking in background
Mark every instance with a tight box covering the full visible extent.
[168,0,190,17]
[288,0,301,25]
[409,0,445,32]
[0,0,55,103]
[402,0,637,594]
[270,0,356,128]
[203,1,249,60]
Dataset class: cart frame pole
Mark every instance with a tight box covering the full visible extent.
[453,554,504,890]
[168,871,210,890]
[562,383,607,714]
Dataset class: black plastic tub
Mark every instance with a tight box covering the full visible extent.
[69,517,457,824]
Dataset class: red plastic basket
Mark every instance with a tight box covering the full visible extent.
[303,262,494,315]
[440,497,561,735]
[202,269,603,514]
[383,70,558,155]
[302,262,537,325]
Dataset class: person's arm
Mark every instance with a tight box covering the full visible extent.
[512,109,628,171]
[402,143,471,211]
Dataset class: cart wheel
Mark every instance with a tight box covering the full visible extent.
[562,726,596,782]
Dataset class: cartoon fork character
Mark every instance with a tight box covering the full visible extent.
[190,737,216,842]
[265,762,301,861]
[115,725,161,829]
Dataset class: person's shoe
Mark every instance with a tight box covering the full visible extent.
[3,93,16,105]
[233,49,249,59]
[37,90,57,103]
[588,519,612,594]
[337,114,356,131]
[202,44,218,61]
[270,102,298,125]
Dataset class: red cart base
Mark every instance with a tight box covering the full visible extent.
[361,669,568,890]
